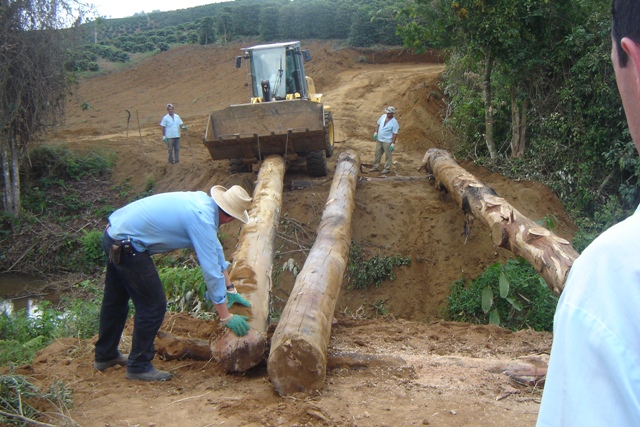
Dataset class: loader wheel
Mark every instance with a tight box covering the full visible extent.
[324,111,335,158]
[306,150,327,177]
[229,158,250,174]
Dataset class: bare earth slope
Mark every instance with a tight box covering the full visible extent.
[25,40,572,426]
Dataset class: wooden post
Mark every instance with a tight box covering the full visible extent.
[268,151,360,395]
[420,148,578,295]
[210,155,286,372]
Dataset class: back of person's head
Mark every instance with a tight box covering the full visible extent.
[612,0,640,67]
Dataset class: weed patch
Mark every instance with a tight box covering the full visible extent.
[347,242,411,290]
[444,258,557,331]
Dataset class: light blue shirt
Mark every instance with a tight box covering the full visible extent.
[376,114,399,143]
[107,191,230,305]
[536,205,640,426]
[160,113,183,139]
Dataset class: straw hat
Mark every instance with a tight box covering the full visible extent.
[210,185,252,224]
[384,106,396,114]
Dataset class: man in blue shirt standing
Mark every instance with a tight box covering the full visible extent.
[536,0,640,424]
[93,185,253,381]
[160,103,187,164]
[370,106,399,175]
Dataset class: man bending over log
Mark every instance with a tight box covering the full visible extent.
[93,185,253,382]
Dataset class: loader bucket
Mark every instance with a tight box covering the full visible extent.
[203,99,326,161]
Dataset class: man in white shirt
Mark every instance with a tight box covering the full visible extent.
[160,103,186,164]
[536,1,640,425]
[370,106,399,175]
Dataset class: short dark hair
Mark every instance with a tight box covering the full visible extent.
[612,0,640,67]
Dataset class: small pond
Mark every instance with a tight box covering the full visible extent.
[0,273,46,317]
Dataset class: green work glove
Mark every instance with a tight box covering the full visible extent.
[181,125,188,131]
[163,136,168,143]
[226,290,251,308]
[223,314,250,336]
[373,132,378,141]
[389,143,395,152]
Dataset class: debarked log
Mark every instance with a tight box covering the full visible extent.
[211,155,286,372]
[420,148,578,295]
[268,151,360,396]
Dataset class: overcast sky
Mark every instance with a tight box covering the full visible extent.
[89,0,220,19]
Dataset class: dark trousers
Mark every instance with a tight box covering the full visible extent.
[167,138,180,163]
[95,231,167,373]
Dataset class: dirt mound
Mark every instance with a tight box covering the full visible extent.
[34,39,571,426]
[13,313,548,427]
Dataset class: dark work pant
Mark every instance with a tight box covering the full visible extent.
[167,137,180,163]
[95,231,167,374]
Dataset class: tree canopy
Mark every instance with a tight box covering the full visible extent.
[1,0,85,215]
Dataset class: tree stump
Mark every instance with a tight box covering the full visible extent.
[268,151,360,395]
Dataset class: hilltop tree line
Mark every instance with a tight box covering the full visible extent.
[70,0,402,71]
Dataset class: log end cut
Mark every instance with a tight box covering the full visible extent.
[267,336,326,396]
[211,329,266,372]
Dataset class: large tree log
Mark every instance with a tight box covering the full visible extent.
[420,148,578,295]
[210,155,285,372]
[267,151,360,396]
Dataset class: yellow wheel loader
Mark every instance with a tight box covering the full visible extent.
[203,41,335,176]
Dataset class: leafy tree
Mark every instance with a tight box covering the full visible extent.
[214,9,233,43]
[0,0,84,215]
[348,8,377,47]
[199,16,215,45]
[258,5,280,42]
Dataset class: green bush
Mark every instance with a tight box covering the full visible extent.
[444,258,558,331]
[158,265,212,316]
[26,145,115,183]
[81,229,105,269]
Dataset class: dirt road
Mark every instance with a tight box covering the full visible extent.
[27,40,571,426]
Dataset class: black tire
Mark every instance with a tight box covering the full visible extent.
[306,150,327,177]
[324,110,335,158]
[229,158,250,174]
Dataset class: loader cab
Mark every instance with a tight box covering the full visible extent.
[236,42,311,102]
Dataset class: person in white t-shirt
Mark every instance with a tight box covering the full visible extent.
[370,106,399,175]
[160,103,187,164]
[536,1,640,425]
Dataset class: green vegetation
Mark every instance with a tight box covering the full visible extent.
[2,145,119,273]
[0,285,102,367]
[444,259,558,332]
[157,263,213,317]
[0,145,160,274]
[397,0,635,243]
[347,242,411,290]
[0,375,74,426]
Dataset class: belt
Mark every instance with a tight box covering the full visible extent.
[106,227,136,264]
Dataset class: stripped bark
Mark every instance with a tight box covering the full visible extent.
[419,148,578,295]
[210,155,285,372]
[268,151,360,396]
